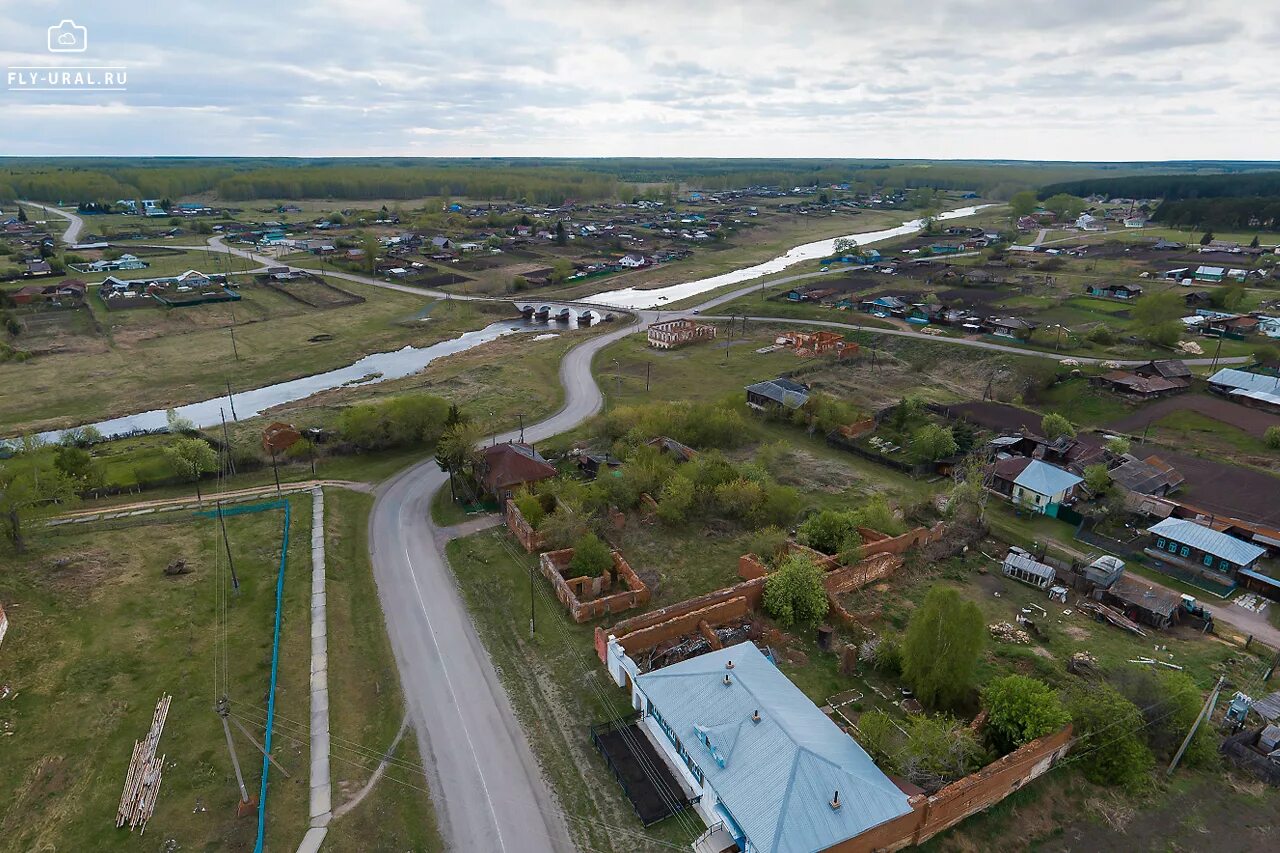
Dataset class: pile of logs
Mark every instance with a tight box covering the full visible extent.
[988,621,1031,644]
[116,694,171,833]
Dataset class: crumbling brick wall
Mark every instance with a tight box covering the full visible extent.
[825,726,1074,852]
[539,548,650,624]
[859,522,947,558]
[594,575,768,662]
[505,499,545,553]
[738,553,769,580]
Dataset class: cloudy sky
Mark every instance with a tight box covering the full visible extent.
[1,0,1276,160]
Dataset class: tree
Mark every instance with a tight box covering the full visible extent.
[1105,436,1131,456]
[434,421,482,500]
[833,236,861,256]
[947,458,990,524]
[0,451,79,551]
[1266,426,1280,450]
[656,473,695,524]
[1040,412,1076,441]
[54,444,102,490]
[570,532,613,577]
[1064,684,1153,786]
[857,710,986,791]
[982,676,1070,754]
[1009,190,1038,219]
[1086,324,1115,346]
[357,231,380,276]
[1132,291,1185,347]
[163,437,218,504]
[512,490,545,529]
[166,407,194,434]
[762,554,828,628]
[1110,668,1216,767]
[1043,193,1085,220]
[1083,463,1111,494]
[797,509,860,556]
[1200,230,1214,246]
[554,220,567,246]
[1250,234,1260,249]
[902,586,985,709]
[911,424,958,461]
[17,206,27,222]
[1210,285,1246,312]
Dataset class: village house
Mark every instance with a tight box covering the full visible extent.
[647,318,717,349]
[990,457,1084,515]
[84,253,148,272]
[1194,265,1226,282]
[23,258,54,277]
[1146,518,1267,582]
[745,377,810,411]
[608,642,914,853]
[1096,359,1191,398]
[987,317,1039,341]
[474,442,557,502]
[1207,368,1280,412]
[1084,282,1143,300]
[618,252,648,268]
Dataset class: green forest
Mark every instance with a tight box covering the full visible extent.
[1040,169,1280,231]
[0,157,1274,208]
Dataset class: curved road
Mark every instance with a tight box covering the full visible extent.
[23,200,84,244]
[369,312,651,853]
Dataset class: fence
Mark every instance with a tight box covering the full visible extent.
[825,430,933,477]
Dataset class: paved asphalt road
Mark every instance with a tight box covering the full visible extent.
[368,310,656,853]
[24,201,84,244]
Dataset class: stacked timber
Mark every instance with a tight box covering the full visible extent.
[116,693,171,833]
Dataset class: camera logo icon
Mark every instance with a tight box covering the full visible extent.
[48,19,88,53]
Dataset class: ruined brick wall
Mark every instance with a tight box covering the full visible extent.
[859,522,947,558]
[617,596,753,654]
[594,575,768,661]
[822,726,1075,852]
[505,499,545,553]
[539,548,649,624]
[738,553,769,580]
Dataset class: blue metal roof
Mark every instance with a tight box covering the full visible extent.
[1147,518,1267,566]
[1012,459,1082,498]
[635,644,911,853]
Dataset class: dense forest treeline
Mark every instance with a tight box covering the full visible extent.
[0,158,1274,206]
[1040,170,1280,201]
[1152,197,1280,231]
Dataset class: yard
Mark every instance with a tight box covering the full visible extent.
[0,496,313,851]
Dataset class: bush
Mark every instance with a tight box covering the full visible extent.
[1040,412,1076,441]
[911,424,958,461]
[857,710,987,791]
[570,532,613,577]
[747,525,788,565]
[657,473,695,524]
[714,477,766,521]
[1086,324,1115,345]
[513,490,545,529]
[902,587,985,709]
[540,507,590,550]
[982,675,1070,754]
[762,554,828,628]
[797,509,860,555]
[1064,684,1153,786]
[1110,668,1217,768]
[1266,425,1280,450]
[337,393,451,450]
[872,637,902,675]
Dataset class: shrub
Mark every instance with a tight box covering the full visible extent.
[1266,426,1280,450]
[1064,684,1153,786]
[982,675,1070,754]
[714,477,766,521]
[762,554,828,628]
[1040,412,1076,441]
[513,490,545,529]
[857,710,986,791]
[569,532,613,577]
[656,473,695,524]
[540,507,589,550]
[911,424,958,461]
[747,525,788,565]
[872,637,902,675]
[797,509,860,555]
[1086,324,1115,345]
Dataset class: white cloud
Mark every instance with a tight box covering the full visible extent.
[0,0,1275,158]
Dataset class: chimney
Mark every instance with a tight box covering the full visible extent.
[751,709,761,724]
[725,659,735,670]
[830,790,841,810]
[723,673,732,686]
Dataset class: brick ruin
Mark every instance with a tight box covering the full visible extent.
[539,547,650,623]
[504,498,546,553]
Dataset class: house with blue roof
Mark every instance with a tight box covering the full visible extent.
[1146,518,1267,580]
[610,641,913,853]
[990,457,1083,516]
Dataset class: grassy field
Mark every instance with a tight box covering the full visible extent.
[0,291,515,435]
[318,488,443,852]
[0,496,312,851]
[445,529,700,853]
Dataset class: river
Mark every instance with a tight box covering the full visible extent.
[587,204,993,309]
[27,204,991,441]
[35,315,593,442]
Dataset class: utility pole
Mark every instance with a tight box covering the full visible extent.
[1210,333,1224,374]
[269,449,281,496]
[217,500,240,592]
[225,379,238,421]
[216,697,251,806]
[219,407,236,477]
[645,361,652,392]
[529,563,536,638]
[1166,675,1225,777]
[517,412,525,444]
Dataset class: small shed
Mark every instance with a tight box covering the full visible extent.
[1082,555,1125,589]
[1002,551,1056,590]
